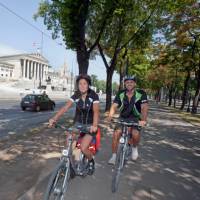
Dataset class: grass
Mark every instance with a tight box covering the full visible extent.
[161,102,200,126]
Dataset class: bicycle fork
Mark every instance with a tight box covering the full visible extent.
[119,126,129,170]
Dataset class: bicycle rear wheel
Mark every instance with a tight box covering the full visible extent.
[111,144,125,193]
[43,159,70,200]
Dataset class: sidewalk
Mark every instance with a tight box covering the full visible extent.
[159,102,200,126]
[0,112,107,200]
[0,102,200,200]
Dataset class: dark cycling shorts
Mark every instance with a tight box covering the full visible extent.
[114,118,141,132]
[74,122,97,138]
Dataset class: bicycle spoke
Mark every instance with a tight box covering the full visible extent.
[111,144,124,193]
[43,160,70,200]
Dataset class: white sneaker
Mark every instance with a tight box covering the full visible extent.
[132,146,139,161]
[108,154,116,165]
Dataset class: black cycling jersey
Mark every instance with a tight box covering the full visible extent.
[113,88,148,120]
[70,89,99,124]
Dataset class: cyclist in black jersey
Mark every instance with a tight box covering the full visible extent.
[108,75,148,164]
[49,74,99,175]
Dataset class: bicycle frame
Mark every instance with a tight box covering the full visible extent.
[58,125,95,176]
[111,119,141,193]
[43,124,97,200]
[117,123,132,170]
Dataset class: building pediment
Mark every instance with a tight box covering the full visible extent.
[0,53,49,64]
[28,53,49,63]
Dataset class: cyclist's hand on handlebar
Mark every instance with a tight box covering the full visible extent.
[48,118,57,128]
[105,115,112,122]
[90,125,98,133]
[139,120,147,127]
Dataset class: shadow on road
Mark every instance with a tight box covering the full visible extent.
[0,103,200,200]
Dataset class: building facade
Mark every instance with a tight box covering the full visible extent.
[0,53,75,95]
[0,62,14,80]
[48,61,75,95]
[0,53,49,86]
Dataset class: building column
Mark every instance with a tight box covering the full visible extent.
[44,65,48,81]
[35,62,38,80]
[30,61,33,79]
[24,59,26,78]
[26,60,29,79]
[39,63,42,87]
[20,59,24,78]
[42,64,44,80]
[32,61,35,79]
[29,61,32,79]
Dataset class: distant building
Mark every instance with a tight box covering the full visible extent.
[0,61,14,80]
[0,53,75,96]
[0,53,49,86]
[48,61,75,95]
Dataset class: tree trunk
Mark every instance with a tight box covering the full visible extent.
[119,61,124,90]
[77,46,89,74]
[180,70,190,110]
[173,89,177,108]
[168,85,173,107]
[165,87,169,103]
[105,67,114,111]
[76,0,90,75]
[186,93,192,112]
[191,69,200,114]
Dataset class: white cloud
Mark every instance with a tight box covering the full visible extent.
[0,43,26,56]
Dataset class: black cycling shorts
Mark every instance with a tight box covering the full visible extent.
[114,118,141,132]
[74,122,97,138]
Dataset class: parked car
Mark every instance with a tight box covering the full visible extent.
[21,94,55,111]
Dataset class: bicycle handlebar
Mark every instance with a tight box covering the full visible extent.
[111,119,141,127]
[54,123,91,133]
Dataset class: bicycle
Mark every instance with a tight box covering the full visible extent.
[43,123,100,200]
[111,119,142,193]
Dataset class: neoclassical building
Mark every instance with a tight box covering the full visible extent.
[0,53,75,94]
[0,53,49,85]
[0,61,14,79]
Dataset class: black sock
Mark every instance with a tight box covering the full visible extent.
[89,158,94,164]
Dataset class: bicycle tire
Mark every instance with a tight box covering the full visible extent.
[111,144,124,193]
[43,159,70,200]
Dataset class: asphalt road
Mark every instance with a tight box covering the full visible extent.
[0,99,68,139]
[1,101,200,200]
[17,102,200,200]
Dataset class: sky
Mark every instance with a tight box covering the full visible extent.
[0,0,119,81]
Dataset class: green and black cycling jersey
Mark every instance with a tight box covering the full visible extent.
[113,89,148,120]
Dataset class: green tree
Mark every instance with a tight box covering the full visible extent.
[35,0,115,74]
[97,0,159,110]
[91,74,98,87]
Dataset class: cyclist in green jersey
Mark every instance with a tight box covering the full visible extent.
[108,75,148,164]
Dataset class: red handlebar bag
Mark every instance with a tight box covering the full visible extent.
[95,128,101,151]
[76,128,101,154]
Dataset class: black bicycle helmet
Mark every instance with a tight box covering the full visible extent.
[76,74,92,86]
[124,75,137,82]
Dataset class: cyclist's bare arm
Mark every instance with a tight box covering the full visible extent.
[49,100,73,127]
[108,103,118,119]
[140,103,148,126]
[91,102,99,132]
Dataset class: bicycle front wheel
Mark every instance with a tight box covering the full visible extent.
[111,144,125,193]
[43,159,70,200]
